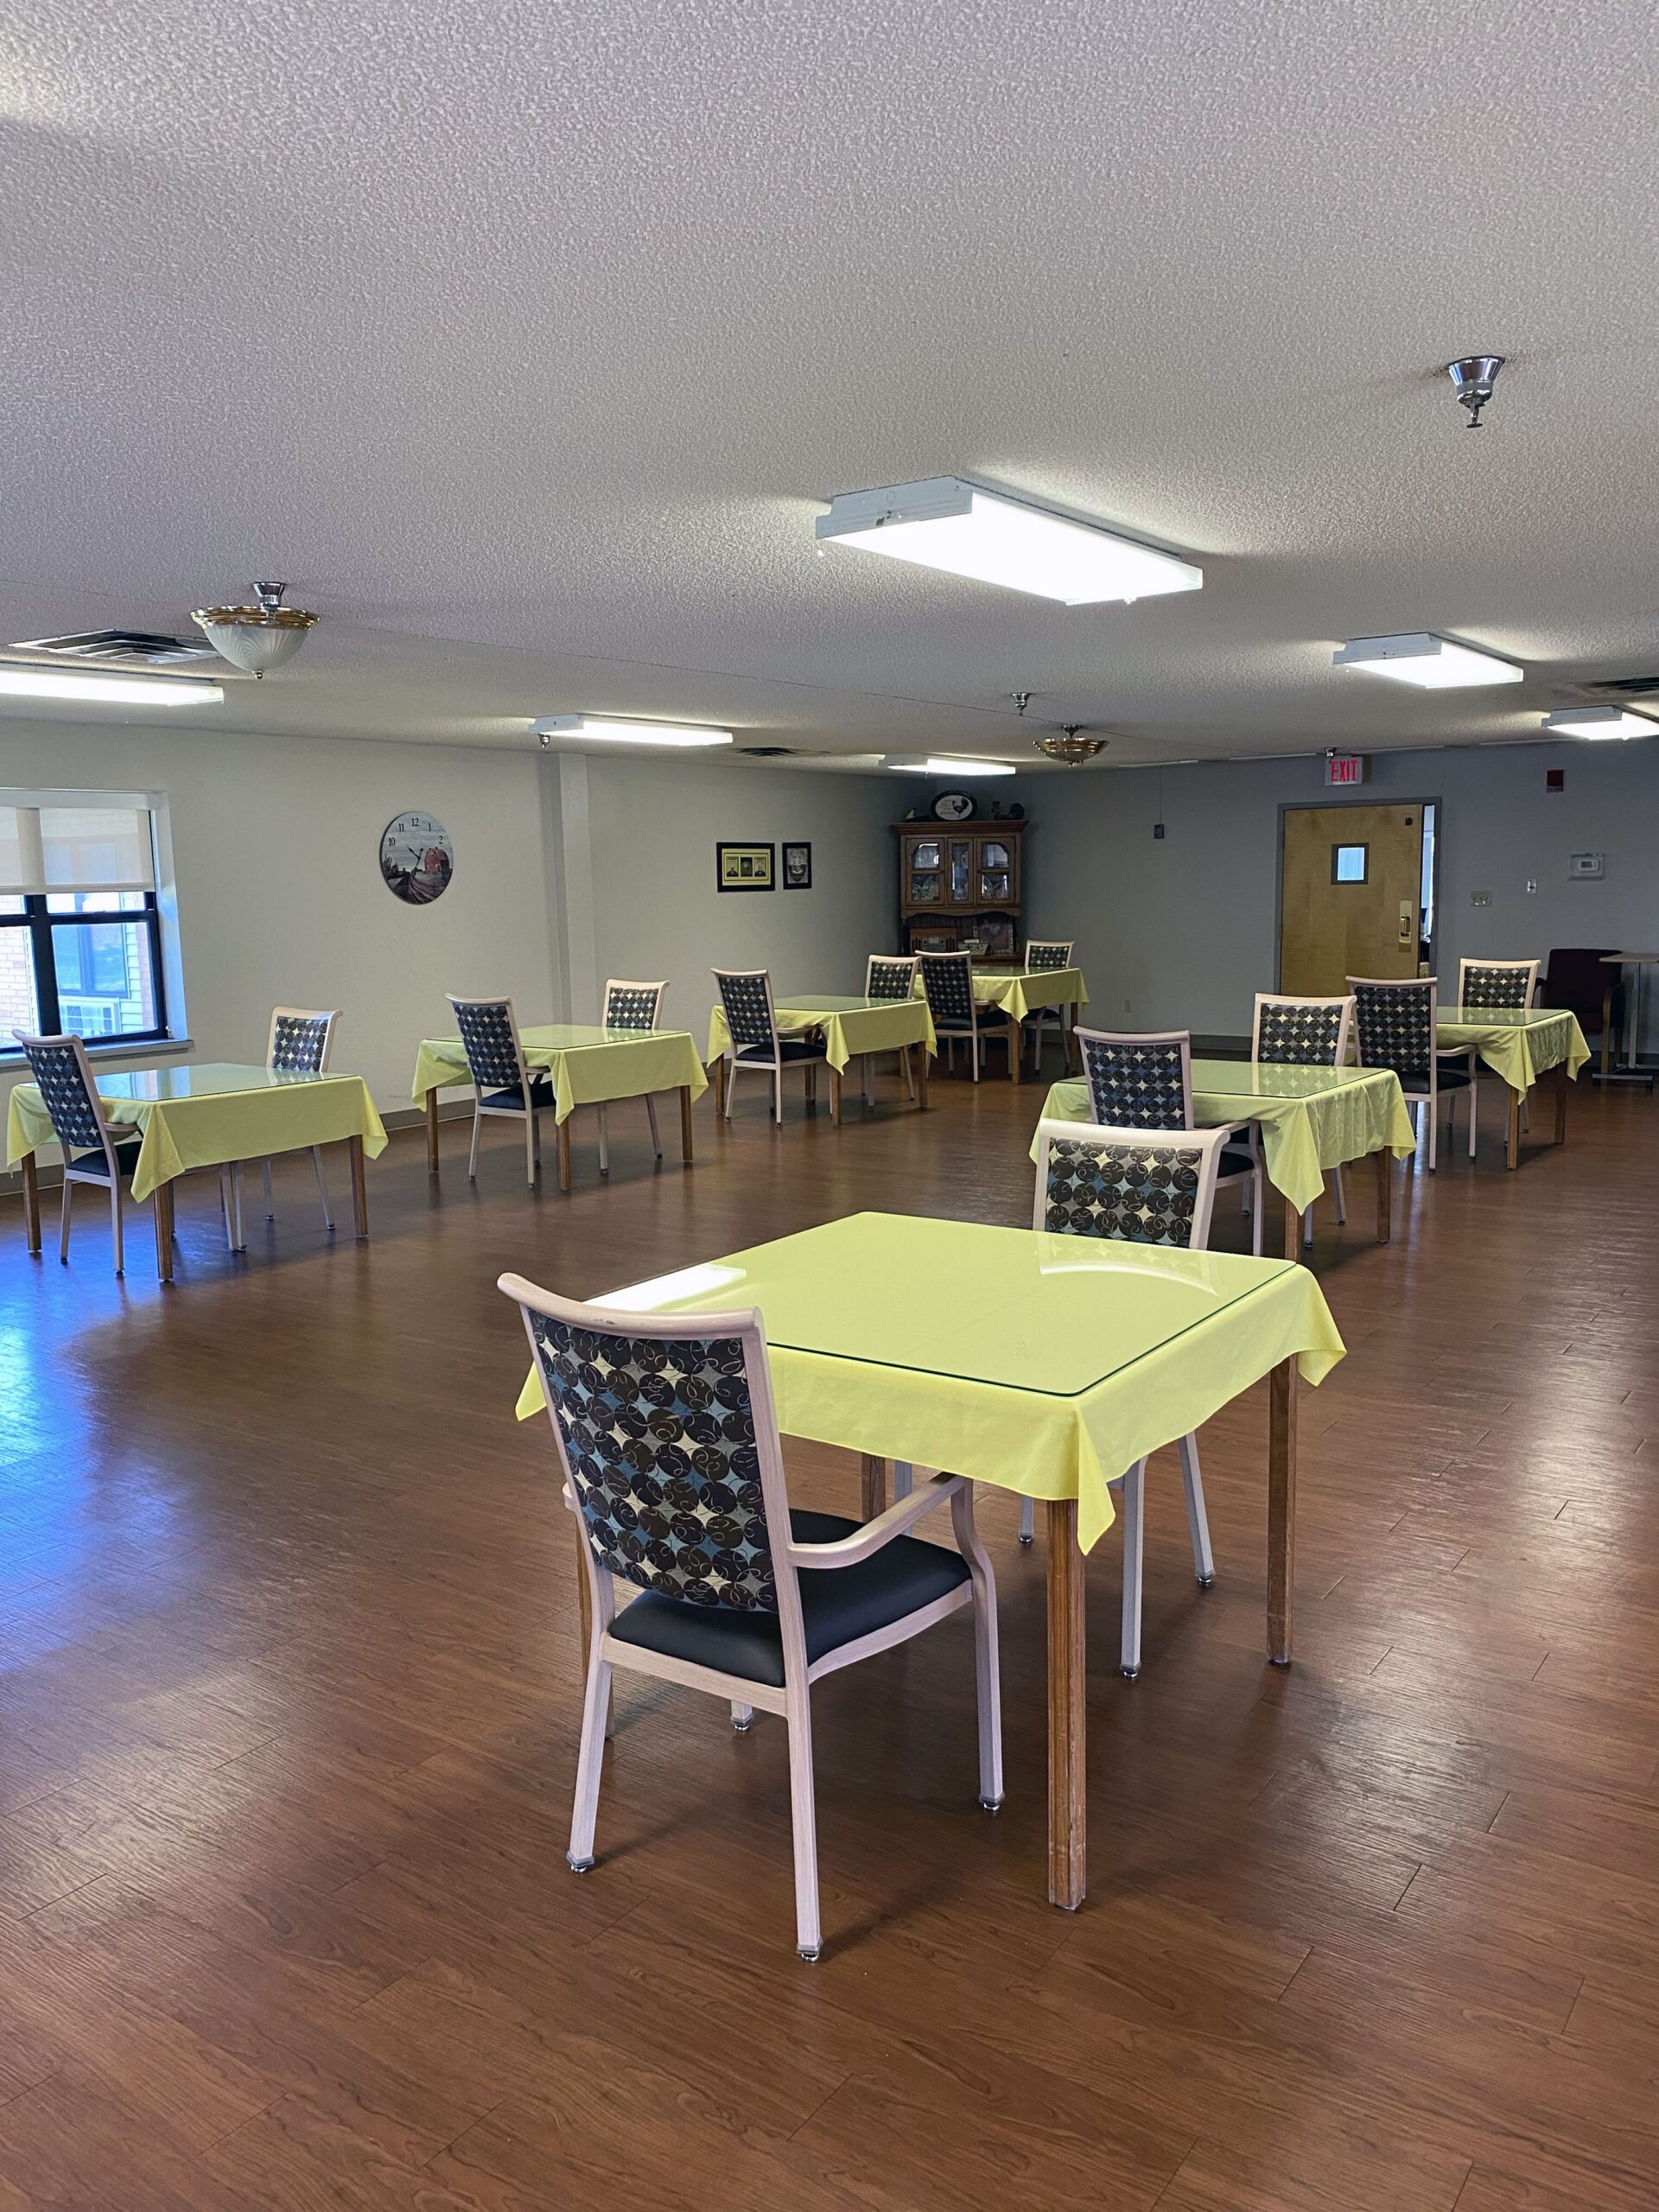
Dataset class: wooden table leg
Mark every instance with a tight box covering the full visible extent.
[678,1084,694,1165]
[1553,1058,1569,1145]
[1373,1145,1391,1243]
[860,1453,887,1519]
[348,1135,369,1236]
[917,1044,930,1109]
[1268,1357,1297,1666]
[152,1178,175,1281]
[1283,1192,1302,1261]
[711,1058,726,1117]
[20,1151,41,1255]
[556,1116,572,1194]
[1046,1498,1086,1910]
[424,1090,441,1175]
[1506,1085,1522,1170]
[829,1066,842,1126]
[1600,985,1613,1079]
[1008,1013,1023,1085]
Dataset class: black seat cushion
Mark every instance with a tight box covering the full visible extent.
[482,1076,556,1109]
[734,1039,826,1064]
[606,1509,971,1688]
[1217,1146,1257,1178]
[1395,1064,1472,1092]
[67,1139,143,1179]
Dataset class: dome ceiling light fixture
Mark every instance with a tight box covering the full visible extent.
[192,582,319,678]
[1035,724,1107,766]
[1446,354,1505,429]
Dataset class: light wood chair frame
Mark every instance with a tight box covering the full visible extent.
[714,968,829,1125]
[1023,938,1077,1072]
[251,1006,341,1239]
[448,994,546,1188]
[598,978,668,1173]
[1455,958,1541,1138]
[917,950,1004,1082]
[501,1273,1003,1962]
[1347,975,1477,1170]
[1251,991,1356,1246]
[12,1030,146,1275]
[861,955,918,1104]
[1021,1118,1230,1672]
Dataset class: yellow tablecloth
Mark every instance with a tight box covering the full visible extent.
[413,1025,708,1126]
[705,995,937,1074]
[1436,1007,1590,1095]
[912,966,1090,1020]
[1033,1060,1414,1215]
[6,1064,387,1205]
[514,1212,1344,1552]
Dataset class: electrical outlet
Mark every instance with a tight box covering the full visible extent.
[1153,823,1165,840]
[1471,890,1492,907]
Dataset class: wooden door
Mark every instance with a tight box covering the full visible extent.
[1280,804,1425,995]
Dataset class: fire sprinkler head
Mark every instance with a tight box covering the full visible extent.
[1446,355,1505,429]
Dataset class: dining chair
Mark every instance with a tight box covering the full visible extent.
[12,1031,148,1275]
[255,1007,340,1231]
[1347,976,1475,1168]
[1075,1024,1263,1243]
[713,969,829,1124]
[448,995,550,1187]
[501,1273,1002,1961]
[861,954,918,1103]
[1455,960,1541,1131]
[1250,992,1355,1244]
[599,978,667,1173]
[1029,1118,1231,1676]
[1023,938,1076,1072]
[918,950,998,1080]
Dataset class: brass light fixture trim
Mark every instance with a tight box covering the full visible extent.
[192,581,319,678]
[1035,724,1107,766]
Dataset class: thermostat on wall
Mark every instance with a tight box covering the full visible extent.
[1568,852,1605,880]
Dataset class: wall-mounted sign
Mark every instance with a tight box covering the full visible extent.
[1325,752,1368,787]
[1568,852,1605,880]
[380,812,454,905]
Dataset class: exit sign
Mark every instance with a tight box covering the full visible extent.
[1325,753,1368,786]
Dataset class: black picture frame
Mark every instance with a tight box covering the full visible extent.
[781,841,812,890]
[716,842,775,892]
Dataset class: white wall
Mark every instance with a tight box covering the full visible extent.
[1007,741,1659,1045]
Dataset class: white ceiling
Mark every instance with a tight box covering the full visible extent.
[3,0,1657,770]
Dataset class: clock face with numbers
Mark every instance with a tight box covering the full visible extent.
[379,812,454,905]
[931,791,976,822]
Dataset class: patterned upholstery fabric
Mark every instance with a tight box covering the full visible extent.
[1027,942,1073,972]
[716,972,774,1050]
[1462,963,1531,1009]
[1042,1135,1205,1248]
[867,957,916,1002]
[270,1014,332,1072]
[18,1039,105,1148]
[530,1313,774,1611]
[1351,982,1432,1072]
[918,952,975,1027]
[604,984,662,1031]
[454,1000,521,1087]
[1256,1000,1346,1065]
[1079,1037,1189,1129]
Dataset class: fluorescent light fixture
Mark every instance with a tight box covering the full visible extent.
[0,665,224,707]
[1332,633,1522,689]
[817,479,1202,606]
[1540,706,1659,741]
[531,714,733,749]
[882,755,1017,776]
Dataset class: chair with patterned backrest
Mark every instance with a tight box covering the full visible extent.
[1347,976,1475,1170]
[714,969,829,1125]
[501,1271,1002,1961]
[448,995,550,1188]
[12,1032,145,1274]
[1073,1023,1263,1258]
[861,955,919,1104]
[918,950,1000,1081]
[255,1007,341,1231]
[1251,992,1356,1246]
[1029,1118,1231,1676]
[1022,939,1076,1071]
[598,979,668,1174]
[1455,959,1541,1135]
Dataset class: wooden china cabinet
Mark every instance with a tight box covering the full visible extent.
[893,818,1028,960]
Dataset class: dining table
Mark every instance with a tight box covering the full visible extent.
[704,994,937,1119]
[515,1211,1345,1911]
[1035,1059,1416,1256]
[914,964,1089,1084]
[5,1061,386,1280]
[1434,1006,1590,1167]
[412,1024,709,1191]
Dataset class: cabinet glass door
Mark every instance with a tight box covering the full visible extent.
[907,837,942,903]
[950,839,972,902]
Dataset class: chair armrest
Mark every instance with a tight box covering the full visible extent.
[788,1473,965,1568]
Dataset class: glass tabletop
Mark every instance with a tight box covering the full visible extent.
[1191,1058,1388,1100]
[90,1062,340,1103]
[520,1023,688,1048]
[1440,1006,1570,1027]
[772,994,889,1013]
[593,1212,1296,1399]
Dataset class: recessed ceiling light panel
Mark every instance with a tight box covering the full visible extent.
[1540,706,1658,741]
[1332,633,1523,689]
[817,480,1203,606]
[882,755,1016,776]
[532,715,734,748]
[0,666,224,707]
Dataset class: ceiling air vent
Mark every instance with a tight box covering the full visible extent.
[1587,674,1659,700]
[738,745,795,757]
[11,627,222,667]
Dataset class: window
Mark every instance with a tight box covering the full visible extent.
[0,801,169,1048]
[1332,842,1368,884]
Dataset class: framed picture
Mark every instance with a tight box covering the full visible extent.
[380,811,454,905]
[716,842,775,892]
[781,841,812,890]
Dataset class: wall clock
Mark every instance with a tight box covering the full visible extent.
[931,791,976,822]
[380,811,454,905]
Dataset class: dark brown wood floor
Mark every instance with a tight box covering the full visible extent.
[1,1069,1657,2210]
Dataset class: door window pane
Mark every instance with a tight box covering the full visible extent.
[48,919,158,1039]
[1332,843,1368,884]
